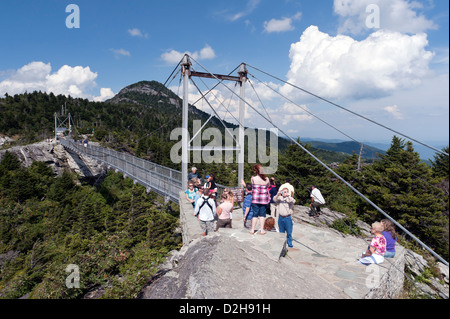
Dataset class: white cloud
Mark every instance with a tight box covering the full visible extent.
[384,105,404,119]
[281,26,435,100]
[278,102,314,125]
[229,0,260,21]
[128,28,148,38]
[110,48,131,58]
[334,0,438,35]
[161,45,216,65]
[94,88,115,102]
[0,61,112,101]
[264,17,294,33]
[263,12,302,33]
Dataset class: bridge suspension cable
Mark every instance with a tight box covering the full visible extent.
[247,71,448,195]
[246,64,449,158]
[187,55,449,266]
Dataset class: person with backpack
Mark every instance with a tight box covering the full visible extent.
[194,188,217,237]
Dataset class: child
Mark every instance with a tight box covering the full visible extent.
[274,188,296,248]
[185,182,198,208]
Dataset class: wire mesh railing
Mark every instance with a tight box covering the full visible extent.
[60,138,183,203]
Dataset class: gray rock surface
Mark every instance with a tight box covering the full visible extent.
[140,235,348,299]
[0,140,106,178]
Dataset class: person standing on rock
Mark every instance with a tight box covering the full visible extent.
[249,164,270,235]
[241,182,253,229]
[216,192,233,231]
[358,222,386,265]
[194,188,217,237]
[309,185,325,217]
[279,178,295,197]
[274,187,296,248]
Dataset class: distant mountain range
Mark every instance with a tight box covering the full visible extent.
[299,137,447,163]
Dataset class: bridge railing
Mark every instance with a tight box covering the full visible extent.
[60,138,233,205]
[60,138,183,203]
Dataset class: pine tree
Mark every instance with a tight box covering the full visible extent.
[431,145,449,179]
[363,136,448,258]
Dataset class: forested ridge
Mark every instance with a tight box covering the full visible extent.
[0,83,448,298]
[0,151,180,298]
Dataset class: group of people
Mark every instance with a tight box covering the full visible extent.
[184,168,229,236]
[358,219,397,265]
[184,165,398,263]
[184,164,305,248]
[240,165,300,249]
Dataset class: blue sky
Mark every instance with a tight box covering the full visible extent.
[0,0,448,154]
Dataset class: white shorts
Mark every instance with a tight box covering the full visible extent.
[358,253,384,265]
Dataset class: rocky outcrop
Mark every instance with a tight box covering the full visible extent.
[404,249,449,299]
[140,234,349,299]
[0,140,106,179]
[292,205,372,237]
[143,192,448,300]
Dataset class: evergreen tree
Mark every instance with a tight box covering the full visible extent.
[431,145,449,179]
[363,136,448,257]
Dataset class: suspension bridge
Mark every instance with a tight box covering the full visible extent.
[54,53,448,298]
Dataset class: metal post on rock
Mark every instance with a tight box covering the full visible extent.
[238,63,247,186]
[181,54,191,191]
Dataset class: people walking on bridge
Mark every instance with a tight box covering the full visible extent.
[274,187,296,248]
[358,222,386,265]
[194,188,217,237]
[216,192,233,231]
[249,164,270,235]
[309,185,325,217]
[381,219,397,258]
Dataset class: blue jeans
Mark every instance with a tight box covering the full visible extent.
[384,251,396,258]
[251,203,267,218]
[278,215,293,248]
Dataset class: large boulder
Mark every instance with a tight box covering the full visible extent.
[139,234,348,299]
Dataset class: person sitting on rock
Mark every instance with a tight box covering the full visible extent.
[358,222,386,265]
[263,216,277,232]
[381,219,397,258]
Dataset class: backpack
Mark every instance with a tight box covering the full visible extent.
[199,198,213,211]
[196,197,216,219]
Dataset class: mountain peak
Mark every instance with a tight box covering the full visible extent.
[106,80,180,107]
